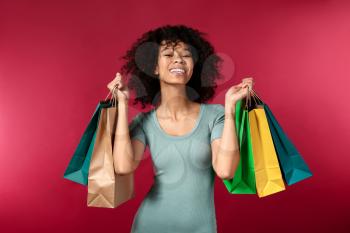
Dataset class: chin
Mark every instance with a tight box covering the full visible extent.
[162,78,188,85]
[169,72,188,78]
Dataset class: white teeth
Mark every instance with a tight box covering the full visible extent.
[170,68,185,73]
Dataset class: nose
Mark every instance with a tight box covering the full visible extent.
[173,52,185,64]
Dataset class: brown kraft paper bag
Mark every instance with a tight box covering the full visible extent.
[87,99,135,208]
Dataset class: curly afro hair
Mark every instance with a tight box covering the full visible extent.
[120,24,224,109]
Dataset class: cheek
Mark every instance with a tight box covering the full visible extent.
[186,58,194,68]
[158,59,170,73]
[186,61,194,73]
[187,69,194,78]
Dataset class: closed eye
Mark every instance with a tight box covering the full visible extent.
[164,54,191,57]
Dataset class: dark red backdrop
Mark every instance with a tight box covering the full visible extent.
[1,0,349,232]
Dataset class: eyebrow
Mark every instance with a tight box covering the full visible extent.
[161,47,171,52]
[160,47,190,52]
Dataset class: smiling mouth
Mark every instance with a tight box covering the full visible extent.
[169,68,186,75]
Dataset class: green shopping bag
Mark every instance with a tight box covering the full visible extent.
[63,103,102,185]
[64,89,117,186]
[223,99,256,194]
[251,90,312,185]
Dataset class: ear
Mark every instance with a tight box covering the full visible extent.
[154,65,159,75]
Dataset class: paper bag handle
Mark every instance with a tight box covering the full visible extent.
[104,84,118,107]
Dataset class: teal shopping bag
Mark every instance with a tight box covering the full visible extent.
[63,103,102,185]
[223,99,256,194]
[251,91,312,185]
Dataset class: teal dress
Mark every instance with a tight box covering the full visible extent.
[128,103,225,233]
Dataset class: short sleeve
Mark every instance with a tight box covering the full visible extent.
[129,113,147,146]
[210,104,225,143]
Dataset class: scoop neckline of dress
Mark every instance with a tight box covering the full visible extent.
[152,103,205,140]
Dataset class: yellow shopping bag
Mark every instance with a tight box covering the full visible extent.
[248,104,285,198]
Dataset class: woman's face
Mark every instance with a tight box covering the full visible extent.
[154,40,194,84]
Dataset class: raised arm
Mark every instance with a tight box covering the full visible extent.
[113,100,146,175]
[107,72,146,175]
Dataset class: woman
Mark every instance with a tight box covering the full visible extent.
[107,24,254,233]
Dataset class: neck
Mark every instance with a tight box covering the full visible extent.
[156,84,193,119]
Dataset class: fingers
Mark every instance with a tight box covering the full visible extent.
[237,79,253,89]
[241,77,254,90]
[115,72,121,81]
[107,72,124,91]
[242,77,254,83]
[233,83,249,94]
[234,83,250,93]
[114,73,123,88]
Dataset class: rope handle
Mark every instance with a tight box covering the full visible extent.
[104,84,119,107]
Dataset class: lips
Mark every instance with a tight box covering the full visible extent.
[169,68,186,74]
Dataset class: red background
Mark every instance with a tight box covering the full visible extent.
[1,0,349,232]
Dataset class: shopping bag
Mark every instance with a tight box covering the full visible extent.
[251,91,312,185]
[223,99,256,194]
[87,92,135,208]
[248,92,286,198]
[63,103,102,185]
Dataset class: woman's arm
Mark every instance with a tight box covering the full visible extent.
[113,100,145,175]
[211,109,240,180]
[212,78,254,179]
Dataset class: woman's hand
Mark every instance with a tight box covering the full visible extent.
[107,72,130,102]
[224,77,255,115]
